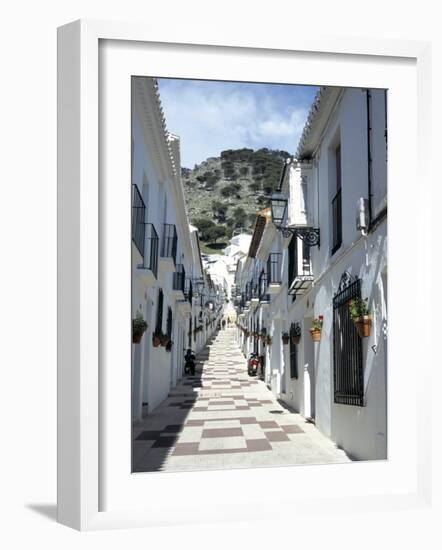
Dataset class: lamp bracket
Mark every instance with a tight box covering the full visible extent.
[276,226,320,247]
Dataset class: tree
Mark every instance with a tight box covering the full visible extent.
[192,218,216,241]
[206,225,227,243]
[211,201,228,222]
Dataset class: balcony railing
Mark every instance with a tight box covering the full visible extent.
[184,278,193,304]
[140,223,159,278]
[251,279,260,301]
[132,184,146,256]
[259,274,270,303]
[267,253,282,285]
[331,188,342,254]
[161,223,177,264]
[173,263,186,293]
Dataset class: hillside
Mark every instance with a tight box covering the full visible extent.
[182,148,290,249]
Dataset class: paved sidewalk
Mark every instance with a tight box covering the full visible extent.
[132,327,350,472]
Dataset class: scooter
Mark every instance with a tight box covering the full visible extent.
[184,349,196,376]
[247,352,259,376]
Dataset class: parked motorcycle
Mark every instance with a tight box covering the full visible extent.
[247,352,259,376]
[184,349,196,376]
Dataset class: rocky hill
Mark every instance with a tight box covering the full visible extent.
[182,148,290,246]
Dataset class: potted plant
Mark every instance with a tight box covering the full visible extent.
[310,316,323,342]
[266,335,272,346]
[281,332,290,345]
[348,297,372,337]
[132,313,148,344]
[291,322,302,344]
[152,328,162,348]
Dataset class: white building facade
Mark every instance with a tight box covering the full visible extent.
[235,87,388,460]
[131,77,221,423]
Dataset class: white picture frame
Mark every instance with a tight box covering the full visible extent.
[57,19,433,531]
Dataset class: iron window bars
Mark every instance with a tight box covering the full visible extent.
[289,323,298,379]
[155,288,164,334]
[331,188,342,255]
[333,272,364,406]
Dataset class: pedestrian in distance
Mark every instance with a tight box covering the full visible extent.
[222,319,226,330]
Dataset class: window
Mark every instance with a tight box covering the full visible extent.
[331,144,342,254]
[166,307,172,339]
[155,288,164,333]
[333,275,364,406]
[288,236,298,286]
[289,324,298,379]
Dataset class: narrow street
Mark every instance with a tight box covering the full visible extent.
[132,327,350,472]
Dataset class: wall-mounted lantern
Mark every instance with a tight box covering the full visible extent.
[269,193,320,247]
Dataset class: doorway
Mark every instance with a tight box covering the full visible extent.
[303,317,316,420]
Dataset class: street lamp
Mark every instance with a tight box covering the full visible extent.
[269,194,288,226]
[269,193,320,247]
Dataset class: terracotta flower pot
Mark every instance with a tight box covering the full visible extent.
[291,334,301,345]
[354,315,372,337]
[310,328,321,342]
[152,335,161,348]
[282,336,290,345]
[132,331,144,344]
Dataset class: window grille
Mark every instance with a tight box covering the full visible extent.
[333,273,364,406]
[331,144,342,254]
[289,323,298,379]
[155,288,164,333]
[166,307,172,339]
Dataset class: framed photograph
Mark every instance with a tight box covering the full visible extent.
[57,19,432,530]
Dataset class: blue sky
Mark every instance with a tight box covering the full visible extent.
[157,79,318,168]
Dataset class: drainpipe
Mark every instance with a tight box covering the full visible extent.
[366,89,373,224]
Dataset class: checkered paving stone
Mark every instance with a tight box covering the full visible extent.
[132,327,351,471]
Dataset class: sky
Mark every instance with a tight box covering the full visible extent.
[157,78,318,169]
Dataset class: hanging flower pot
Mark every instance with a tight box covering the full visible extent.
[348,298,372,337]
[309,328,321,342]
[132,313,148,344]
[281,332,290,345]
[354,315,372,337]
[152,333,161,348]
[310,316,323,342]
[266,335,272,346]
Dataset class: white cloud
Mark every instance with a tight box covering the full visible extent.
[157,80,315,167]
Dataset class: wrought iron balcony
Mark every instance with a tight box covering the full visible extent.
[184,277,193,304]
[132,184,146,256]
[173,263,186,294]
[139,223,159,279]
[161,223,178,264]
[266,253,282,291]
[259,274,270,303]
